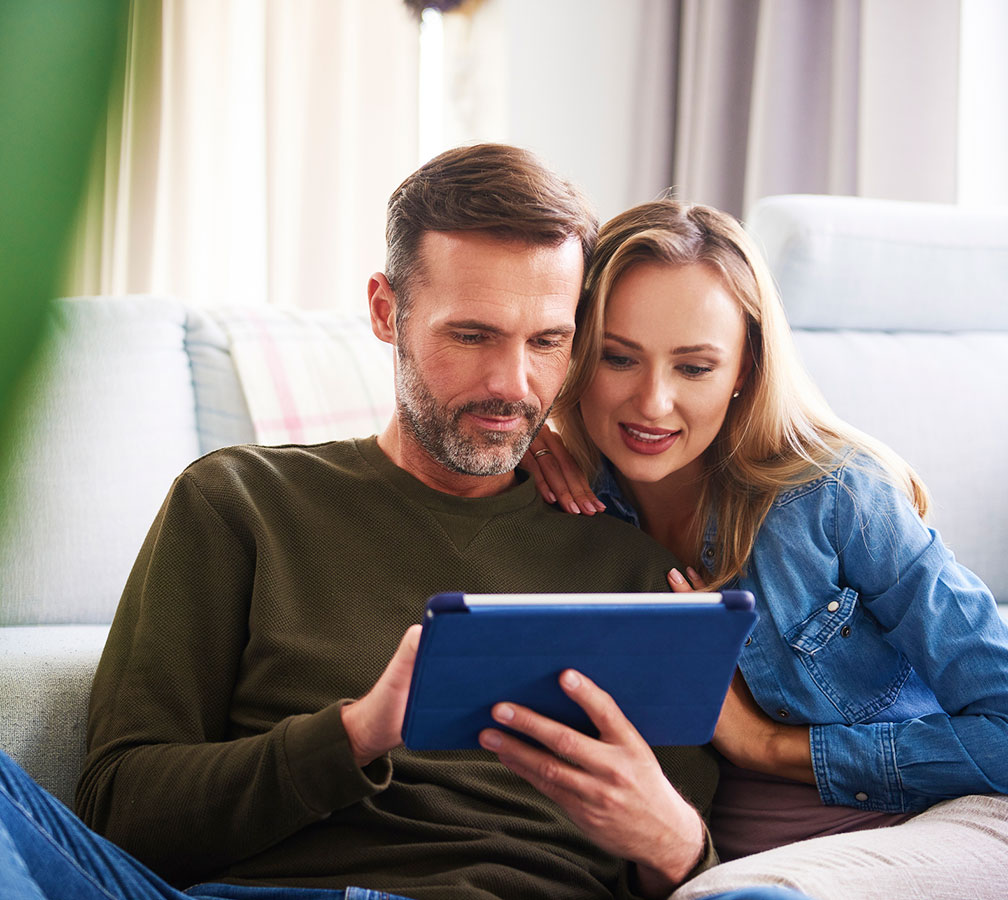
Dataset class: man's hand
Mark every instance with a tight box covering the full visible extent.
[478,669,705,899]
[341,625,422,767]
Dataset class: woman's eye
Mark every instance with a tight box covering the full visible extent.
[601,352,635,369]
[680,364,714,377]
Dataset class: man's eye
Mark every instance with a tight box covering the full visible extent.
[454,333,485,345]
[532,337,564,350]
[601,352,635,369]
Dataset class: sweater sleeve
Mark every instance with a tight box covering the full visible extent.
[809,463,1008,811]
[75,471,391,886]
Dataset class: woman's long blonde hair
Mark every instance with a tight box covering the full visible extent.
[553,199,929,587]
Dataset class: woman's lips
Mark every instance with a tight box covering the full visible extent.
[618,422,680,455]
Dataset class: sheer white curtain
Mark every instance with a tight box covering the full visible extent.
[64,0,420,312]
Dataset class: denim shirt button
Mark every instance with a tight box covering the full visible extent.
[744,636,752,646]
[776,708,790,719]
[827,600,840,612]
[703,546,715,562]
[855,791,869,802]
[841,625,852,637]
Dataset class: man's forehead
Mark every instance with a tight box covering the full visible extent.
[412,231,582,322]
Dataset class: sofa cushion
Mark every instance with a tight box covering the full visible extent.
[185,307,256,455]
[747,194,1008,332]
[217,308,395,446]
[0,624,110,807]
[0,296,202,625]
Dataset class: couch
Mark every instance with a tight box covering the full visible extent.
[1,194,1006,819]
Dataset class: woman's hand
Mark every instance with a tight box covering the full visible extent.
[666,565,709,592]
[478,669,705,898]
[712,670,815,785]
[666,569,815,784]
[521,422,604,515]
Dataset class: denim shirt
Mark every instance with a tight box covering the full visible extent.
[594,453,1008,813]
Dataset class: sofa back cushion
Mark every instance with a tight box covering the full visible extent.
[747,196,1008,602]
[0,297,202,625]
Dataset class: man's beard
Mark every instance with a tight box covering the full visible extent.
[395,342,548,476]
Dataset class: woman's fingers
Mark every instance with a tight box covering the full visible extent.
[526,424,605,515]
[666,566,710,592]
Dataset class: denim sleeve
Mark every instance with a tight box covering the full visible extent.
[810,462,1008,811]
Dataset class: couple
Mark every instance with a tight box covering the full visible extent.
[1,143,1005,900]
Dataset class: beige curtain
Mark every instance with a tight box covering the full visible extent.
[64,0,420,312]
[673,0,965,217]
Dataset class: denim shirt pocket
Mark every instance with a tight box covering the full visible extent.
[784,587,912,723]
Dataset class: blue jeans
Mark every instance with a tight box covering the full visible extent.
[0,748,806,900]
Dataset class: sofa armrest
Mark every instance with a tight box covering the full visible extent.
[0,624,110,809]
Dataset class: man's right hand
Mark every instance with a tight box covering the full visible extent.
[340,624,422,767]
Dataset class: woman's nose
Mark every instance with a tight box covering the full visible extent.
[634,372,675,420]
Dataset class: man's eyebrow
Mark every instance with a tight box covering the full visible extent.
[604,332,725,355]
[445,320,575,337]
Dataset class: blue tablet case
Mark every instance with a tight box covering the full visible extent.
[401,590,757,751]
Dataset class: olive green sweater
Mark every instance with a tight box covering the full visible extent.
[77,436,718,898]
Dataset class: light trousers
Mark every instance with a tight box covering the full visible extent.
[671,793,1008,900]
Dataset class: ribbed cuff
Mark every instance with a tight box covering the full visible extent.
[283,700,393,814]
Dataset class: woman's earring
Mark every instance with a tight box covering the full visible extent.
[732,391,740,399]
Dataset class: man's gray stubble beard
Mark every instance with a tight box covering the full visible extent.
[394,341,549,476]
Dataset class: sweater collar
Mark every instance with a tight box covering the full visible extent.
[354,435,539,516]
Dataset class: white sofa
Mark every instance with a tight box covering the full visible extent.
[1,195,1006,820]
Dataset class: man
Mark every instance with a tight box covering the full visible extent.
[0,144,804,900]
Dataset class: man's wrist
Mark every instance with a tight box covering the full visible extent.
[631,805,707,898]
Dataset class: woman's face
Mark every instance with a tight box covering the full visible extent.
[579,261,750,489]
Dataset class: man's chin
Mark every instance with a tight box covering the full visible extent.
[441,436,530,476]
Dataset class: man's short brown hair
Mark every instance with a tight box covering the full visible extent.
[384,143,597,319]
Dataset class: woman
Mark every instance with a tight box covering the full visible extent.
[526,199,1008,899]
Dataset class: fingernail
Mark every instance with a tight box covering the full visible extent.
[566,501,581,515]
[494,704,515,722]
[669,568,686,584]
[480,730,502,749]
[547,491,557,504]
[686,567,699,580]
[560,670,581,689]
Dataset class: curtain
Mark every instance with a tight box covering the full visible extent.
[672,0,967,217]
[63,0,420,312]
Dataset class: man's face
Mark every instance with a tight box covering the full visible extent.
[391,231,582,488]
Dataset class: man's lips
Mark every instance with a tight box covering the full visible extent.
[619,422,680,454]
[465,412,526,432]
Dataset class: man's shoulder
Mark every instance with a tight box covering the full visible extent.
[534,503,680,569]
[179,438,377,500]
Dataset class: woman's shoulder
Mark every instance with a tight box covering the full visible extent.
[770,447,889,510]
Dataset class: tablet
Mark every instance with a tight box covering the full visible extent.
[401,590,757,751]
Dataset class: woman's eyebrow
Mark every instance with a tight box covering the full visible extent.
[604,331,724,355]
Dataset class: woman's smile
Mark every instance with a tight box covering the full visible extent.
[619,422,681,454]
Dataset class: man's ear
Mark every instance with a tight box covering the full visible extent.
[368,273,396,346]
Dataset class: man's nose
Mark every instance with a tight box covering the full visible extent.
[485,343,530,401]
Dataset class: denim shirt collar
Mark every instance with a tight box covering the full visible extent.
[592,457,642,528]
[593,456,719,550]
